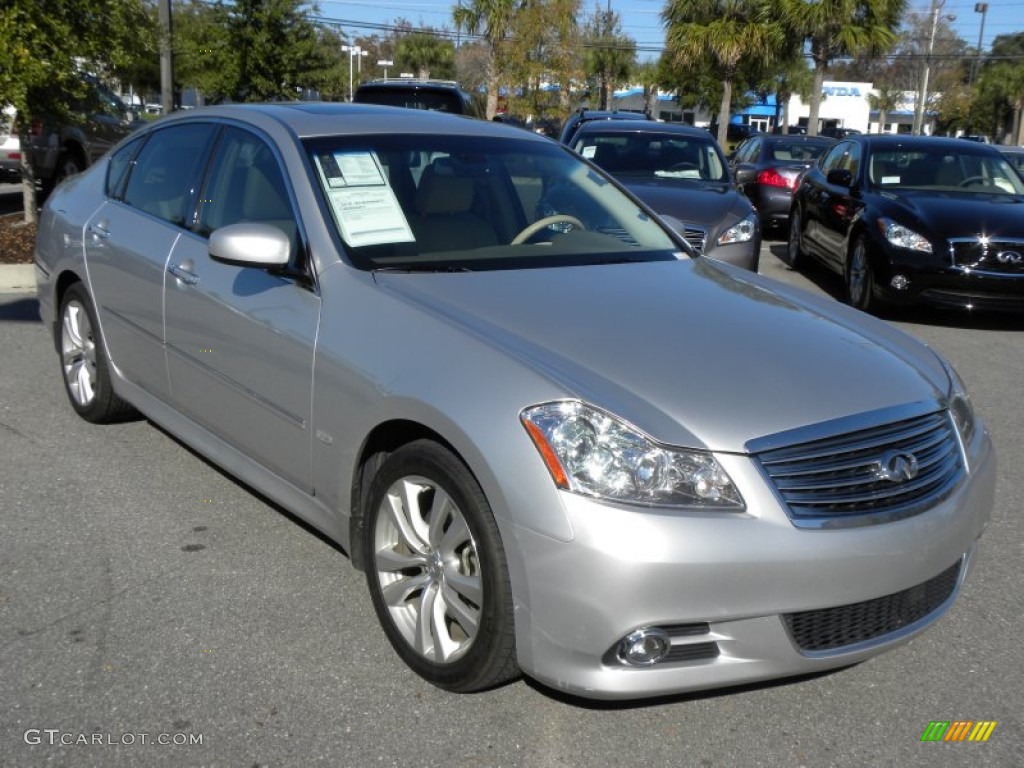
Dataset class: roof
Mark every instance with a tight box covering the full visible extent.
[147,102,541,142]
[849,134,1006,155]
[572,120,712,139]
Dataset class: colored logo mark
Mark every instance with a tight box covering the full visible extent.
[920,721,997,742]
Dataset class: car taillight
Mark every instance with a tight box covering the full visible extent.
[756,168,794,189]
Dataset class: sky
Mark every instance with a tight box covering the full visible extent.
[317,0,1023,66]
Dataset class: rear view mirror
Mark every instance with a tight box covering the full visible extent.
[826,168,853,188]
[209,222,291,268]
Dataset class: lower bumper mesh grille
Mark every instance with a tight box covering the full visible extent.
[783,560,962,652]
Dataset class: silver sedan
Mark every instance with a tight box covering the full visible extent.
[35,104,995,700]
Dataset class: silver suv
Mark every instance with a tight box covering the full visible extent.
[24,75,139,192]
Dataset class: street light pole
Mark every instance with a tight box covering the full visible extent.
[341,45,368,101]
[970,3,988,86]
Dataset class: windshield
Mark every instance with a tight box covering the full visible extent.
[573,132,728,182]
[868,148,1024,195]
[769,141,831,163]
[305,135,681,271]
[354,88,464,113]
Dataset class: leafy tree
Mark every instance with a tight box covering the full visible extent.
[775,0,905,135]
[455,40,491,94]
[975,32,1024,143]
[583,4,635,110]
[229,0,325,101]
[0,0,152,222]
[662,0,782,146]
[173,0,238,103]
[507,0,583,122]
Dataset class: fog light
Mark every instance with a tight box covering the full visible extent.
[619,628,671,666]
[890,274,910,291]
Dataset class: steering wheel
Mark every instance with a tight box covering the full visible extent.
[667,162,699,173]
[959,175,987,188]
[511,214,585,244]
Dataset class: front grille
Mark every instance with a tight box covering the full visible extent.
[666,642,720,663]
[757,410,964,527]
[950,237,1024,275]
[678,224,706,255]
[784,561,962,652]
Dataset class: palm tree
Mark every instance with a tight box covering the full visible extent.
[867,84,902,133]
[775,0,905,136]
[453,0,519,119]
[396,32,455,80]
[663,0,782,147]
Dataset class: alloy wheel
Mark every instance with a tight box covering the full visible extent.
[61,299,97,407]
[372,475,483,664]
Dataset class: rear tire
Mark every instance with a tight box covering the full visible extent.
[42,151,83,196]
[58,283,137,423]
[786,207,806,269]
[363,440,518,692]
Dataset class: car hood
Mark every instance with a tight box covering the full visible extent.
[878,189,1024,239]
[614,177,747,230]
[374,259,949,453]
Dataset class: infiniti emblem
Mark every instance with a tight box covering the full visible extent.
[996,250,1023,265]
[875,450,919,483]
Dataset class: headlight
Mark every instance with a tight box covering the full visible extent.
[520,401,744,509]
[878,218,932,253]
[716,212,758,245]
[942,359,976,447]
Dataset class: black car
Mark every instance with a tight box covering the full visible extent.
[788,135,1024,312]
[730,134,835,231]
[353,79,483,117]
[999,146,1024,175]
[558,108,649,146]
[569,120,760,270]
[819,127,862,139]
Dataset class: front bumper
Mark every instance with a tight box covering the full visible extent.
[508,429,995,700]
[877,256,1024,311]
[704,234,762,272]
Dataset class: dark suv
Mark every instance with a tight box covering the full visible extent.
[558,109,649,146]
[24,75,140,192]
[353,79,483,117]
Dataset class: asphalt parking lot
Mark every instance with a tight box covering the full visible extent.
[1,236,1021,767]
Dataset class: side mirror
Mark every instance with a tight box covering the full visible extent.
[209,222,291,268]
[826,168,853,188]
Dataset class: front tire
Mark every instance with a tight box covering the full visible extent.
[58,283,136,423]
[846,236,878,312]
[363,440,518,692]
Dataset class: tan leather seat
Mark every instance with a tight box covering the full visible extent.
[411,163,498,252]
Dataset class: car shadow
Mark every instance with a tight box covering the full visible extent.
[0,294,41,322]
[145,419,352,561]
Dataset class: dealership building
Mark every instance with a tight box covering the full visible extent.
[612,81,935,135]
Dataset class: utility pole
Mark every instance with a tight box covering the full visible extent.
[913,0,954,135]
[158,0,174,113]
[969,3,988,86]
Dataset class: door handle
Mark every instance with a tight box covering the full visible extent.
[168,263,199,285]
[88,222,110,240]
